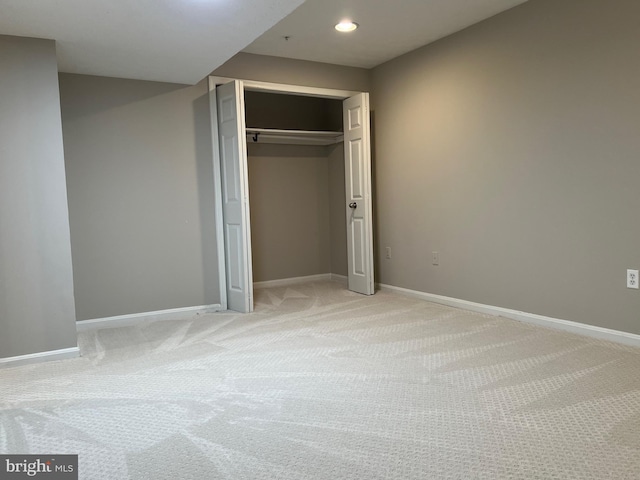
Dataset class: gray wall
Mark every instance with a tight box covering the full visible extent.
[0,36,77,358]
[245,91,343,131]
[328,144,348,277]
[59,55,368,319]
[214,52,371,92]
[59,74,218,320]
[372,0,640,334]
[248,144,331,282]
[247,143,347,282]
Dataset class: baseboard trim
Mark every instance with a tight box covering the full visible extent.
[76,304,223,332]
[253,273,350,289]
[0,347,80,369]
[378,283,640,348]
[254,274,331,289]
[330,273,348,285]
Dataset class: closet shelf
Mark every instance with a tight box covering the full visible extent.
[246,128,344,146]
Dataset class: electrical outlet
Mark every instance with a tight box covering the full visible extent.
[432,251,439,266]
[627,269,639,289]
[385,247,391,259]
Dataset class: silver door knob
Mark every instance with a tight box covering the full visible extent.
[349,202,357,209]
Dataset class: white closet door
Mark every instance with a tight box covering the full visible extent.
[217,80,253,312]
[343,93,375,295]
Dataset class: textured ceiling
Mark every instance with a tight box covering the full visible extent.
[0,0,306,84]
[244,0,528,68]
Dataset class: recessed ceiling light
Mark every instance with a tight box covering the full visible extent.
[335,21,358,33]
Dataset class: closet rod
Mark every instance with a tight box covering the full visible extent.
[246,128,344,146]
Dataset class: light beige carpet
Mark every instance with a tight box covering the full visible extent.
[1,281,640,479]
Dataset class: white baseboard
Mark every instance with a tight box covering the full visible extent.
[76,304,223,332]
[330,273,348,285]
[253,273,349,289]
[254,274,331,289]
[378,283,640,348]
[0,346,80,369]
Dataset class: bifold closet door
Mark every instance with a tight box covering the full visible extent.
[216,80,254,313]
[343,93,375,295]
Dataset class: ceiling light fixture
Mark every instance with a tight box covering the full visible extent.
[335,21,358,33]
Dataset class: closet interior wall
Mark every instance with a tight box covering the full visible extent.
[244,91,348,282]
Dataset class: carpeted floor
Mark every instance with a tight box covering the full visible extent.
[1,280,640,479]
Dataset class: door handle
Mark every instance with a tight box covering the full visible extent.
[349,202,357,209]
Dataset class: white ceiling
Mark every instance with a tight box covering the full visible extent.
[0,0,305,85]
[0,0,528,84]
[244,0,528,69]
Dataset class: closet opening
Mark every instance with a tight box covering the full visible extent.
[209,78,374,313]
[243,91,349,291]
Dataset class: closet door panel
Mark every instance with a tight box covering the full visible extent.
[216,80,253,312]
[221,138,240,202]
[348,139,364,198]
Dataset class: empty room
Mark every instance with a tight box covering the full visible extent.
[1,0,639,478]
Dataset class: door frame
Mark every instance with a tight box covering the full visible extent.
[208,76,371,310]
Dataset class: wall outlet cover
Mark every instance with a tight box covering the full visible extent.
[627,269,639,289]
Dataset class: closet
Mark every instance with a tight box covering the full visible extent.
[209,78,374,313]
[244,91,347,288]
